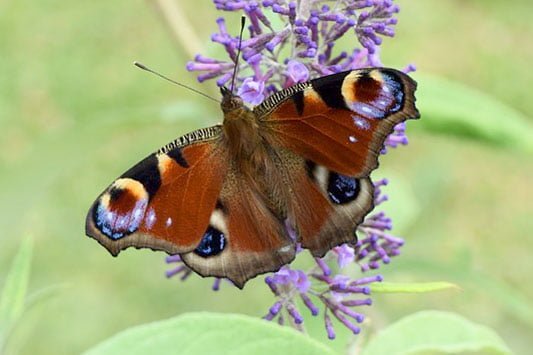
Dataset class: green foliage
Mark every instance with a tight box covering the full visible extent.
[0,238,32,351]
[0,1,531,354]
[371,171,420,235]
[83,311,513,355]
[362,311,512,355]
[415,73,533,153]
[83,312,336,355]
[397,259,533,330]
[371,281,460,294]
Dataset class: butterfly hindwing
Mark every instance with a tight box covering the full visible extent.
[272,148,374,258]
[298,161,374,257]
[85,126,227,256]
[180,162,296,288]
[256,68,419,177]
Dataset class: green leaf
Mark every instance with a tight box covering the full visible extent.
[371,281,460,294]
[83,312,337,355]
[398,259,533,329]
[415,73,533,154]
[25,283,69,310]
[362,310,512,355]
[0,237,33,347]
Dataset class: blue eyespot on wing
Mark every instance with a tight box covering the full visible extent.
[194,226,226,257]
[327,172,360,205]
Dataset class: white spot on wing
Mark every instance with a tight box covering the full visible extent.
[145,208,156,229]
[279,245,292,253]
[129,200,148,231]
[133,207,143,219]
[352,116,370,130]
[166,217,172,227]
[349,135,358,143]
[116,215,127,229]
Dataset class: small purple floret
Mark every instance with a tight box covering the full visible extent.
[212,278,222,291]
[325,313,336,339]
[334,244,356,268]
[285,59,309,86]
[300,293,319,316]
[286,303,304,324]
[237,77,265,105]
[315,257,332,276]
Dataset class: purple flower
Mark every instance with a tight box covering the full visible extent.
[237,77,265,105]
[269,267,311,293]
[187,0,410,105]
[285,60,309,87]
[260,180,396,332]
[166,0,414,340]
[383,122,408,154]
[333,245,355,268]
[165,255,192,281]
[263,261,380,335]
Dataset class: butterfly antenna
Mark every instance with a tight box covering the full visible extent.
[229,16,246,94]
[133,61,219,103]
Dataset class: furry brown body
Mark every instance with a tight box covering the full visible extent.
[221,92,289,220]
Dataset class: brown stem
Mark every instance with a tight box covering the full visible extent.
[147,0,203,58]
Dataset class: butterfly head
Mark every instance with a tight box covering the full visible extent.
[220,86,245,115]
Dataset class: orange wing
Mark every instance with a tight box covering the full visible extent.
[85,126,227,256]
[270,148,375,258]
[254,68,419,256]
[257,68,419,177]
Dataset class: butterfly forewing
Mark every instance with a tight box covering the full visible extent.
[257,68,419,177]
[85,126,227,256]
[86,125,297,288]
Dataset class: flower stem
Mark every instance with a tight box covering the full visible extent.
[148,0,203,58]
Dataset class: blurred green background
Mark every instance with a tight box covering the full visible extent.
[1,0,532,354]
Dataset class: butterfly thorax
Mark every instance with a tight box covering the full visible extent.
[219,89,286,216]
[221,91,271,175]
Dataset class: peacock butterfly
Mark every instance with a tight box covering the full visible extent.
[85,67,419,288]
